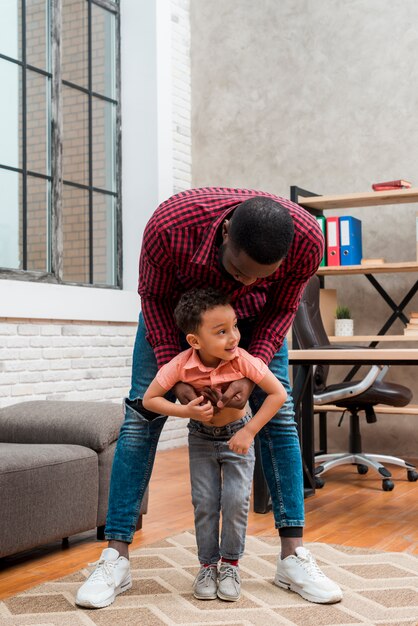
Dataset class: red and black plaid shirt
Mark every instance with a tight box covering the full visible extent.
[138,187,324,368]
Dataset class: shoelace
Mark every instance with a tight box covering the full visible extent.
[298,551,326,579]
[220,565,239,583]
[197,566,217,586]
[87,558,116,586]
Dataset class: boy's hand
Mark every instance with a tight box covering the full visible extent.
[228,428,254,455]
[217,378,255,410]
[186,396,214,422]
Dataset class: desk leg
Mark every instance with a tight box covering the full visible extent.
[293,364,315,497]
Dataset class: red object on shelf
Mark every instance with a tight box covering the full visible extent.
[326,216,340,266]
[372,180,412,191]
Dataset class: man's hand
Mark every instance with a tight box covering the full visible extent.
[173,382,213,422]
[217,378,255,410]
[201,386,221,413]
[173,381,201,405]
[228,427,254,455]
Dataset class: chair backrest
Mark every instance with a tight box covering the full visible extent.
[292,275,330,392]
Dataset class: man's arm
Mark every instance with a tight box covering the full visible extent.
[249,235,324,364]
[138,220,181,368]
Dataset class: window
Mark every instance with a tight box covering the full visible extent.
[0,0,121,287]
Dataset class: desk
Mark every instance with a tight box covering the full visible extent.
[288,348,418,497]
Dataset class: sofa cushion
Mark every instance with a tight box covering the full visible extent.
[0,401,124,453]
[0,443,98,558]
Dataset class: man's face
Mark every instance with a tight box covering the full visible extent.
[220,220,282,285]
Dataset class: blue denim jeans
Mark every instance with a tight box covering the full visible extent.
[188,415,255,564]
[105,314,304,542]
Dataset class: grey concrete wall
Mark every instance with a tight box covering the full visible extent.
[191,0,418,457]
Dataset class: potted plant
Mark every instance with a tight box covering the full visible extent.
[334,305,354,337]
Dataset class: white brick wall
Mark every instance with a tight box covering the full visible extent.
[0,320,136,405]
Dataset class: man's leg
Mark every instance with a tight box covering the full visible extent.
[249,339,342,604]
[76,314,168,608]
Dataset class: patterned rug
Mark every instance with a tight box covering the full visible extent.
[1,531,418,625]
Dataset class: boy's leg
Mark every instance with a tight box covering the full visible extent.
[249,338,342,604]
[76,314,168,609]
[217,423,254,602]
[188,423,222,566]
[219,433,255,561]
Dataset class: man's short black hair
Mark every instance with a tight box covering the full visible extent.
[228,196,294,264]
[174,288,231,335]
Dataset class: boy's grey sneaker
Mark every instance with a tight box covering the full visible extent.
[274,547,343,604]
[193,565,218,600]
[217,563,241,601]
[75,548,132,608]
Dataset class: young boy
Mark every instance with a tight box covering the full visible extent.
[143,288,287,602]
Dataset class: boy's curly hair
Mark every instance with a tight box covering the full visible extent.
[174,288,231,335]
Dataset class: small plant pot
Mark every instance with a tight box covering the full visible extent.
[334,318,354,337]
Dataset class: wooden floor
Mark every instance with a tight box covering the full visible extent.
[1,446,417,600]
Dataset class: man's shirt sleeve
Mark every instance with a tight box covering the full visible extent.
[138,220,181,368]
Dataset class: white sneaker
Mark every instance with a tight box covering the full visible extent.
[75,548,132,608]
[274,547,343,604]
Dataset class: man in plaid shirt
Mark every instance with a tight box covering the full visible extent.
[76,188,343,608]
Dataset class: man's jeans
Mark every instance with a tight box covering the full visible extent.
[104,314,304,543]
[188,415,255,564]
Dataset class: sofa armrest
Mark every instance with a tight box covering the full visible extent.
[0,401,124,453]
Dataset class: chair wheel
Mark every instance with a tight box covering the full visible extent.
[357,464,368,475]
[315,477,325,489]
[407,470,418,482]
[382,479,394,491]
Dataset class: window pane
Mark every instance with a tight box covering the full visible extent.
[27,175,50,271]
[27,70,50,175]
[26,0,49,71]
[93,193,116,285]
[0,0,21,61]
[0,169,22,269]
[62,184,89,283]
[91,3,116,99]
[62,0,88,88]
[0,59,22,169]
[93,97,116,192]
[62,85,88,185]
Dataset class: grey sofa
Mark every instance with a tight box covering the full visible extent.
[0,400,148,559]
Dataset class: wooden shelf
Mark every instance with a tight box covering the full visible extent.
[328,335,418,343]
[298,187,418,210]
[317,261,418,275]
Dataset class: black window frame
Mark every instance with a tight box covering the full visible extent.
[0,0,122,289]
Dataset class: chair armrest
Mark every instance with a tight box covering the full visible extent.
[314,365,384,405]
[0,401,124,453]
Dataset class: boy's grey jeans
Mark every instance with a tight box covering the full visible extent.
[188,415,255,564]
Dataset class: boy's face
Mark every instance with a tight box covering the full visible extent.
[187,304,241,366]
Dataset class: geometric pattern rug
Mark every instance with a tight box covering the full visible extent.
[1,531,418,626]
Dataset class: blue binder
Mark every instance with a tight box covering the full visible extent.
[339,216,362,265]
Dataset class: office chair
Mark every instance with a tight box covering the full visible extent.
[292,275,417,491]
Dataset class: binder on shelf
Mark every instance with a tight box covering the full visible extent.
[326,216,340,266]
[316,215,326,266]
[339,216,363,265]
